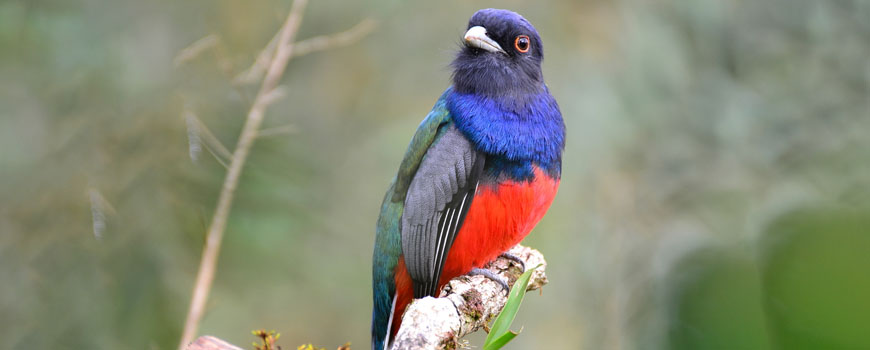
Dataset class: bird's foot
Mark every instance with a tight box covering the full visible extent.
[468,268,510,294]
[498,252,526,272]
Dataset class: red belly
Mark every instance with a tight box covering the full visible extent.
[438,167,559,286]
[391,167,559,337]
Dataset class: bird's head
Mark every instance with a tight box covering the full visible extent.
[451,9,545,98]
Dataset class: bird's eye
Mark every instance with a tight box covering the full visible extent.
[514,35,530,53]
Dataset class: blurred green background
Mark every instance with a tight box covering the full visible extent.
[2,0,870,349]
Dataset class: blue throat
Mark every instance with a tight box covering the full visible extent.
[446,88,564,181]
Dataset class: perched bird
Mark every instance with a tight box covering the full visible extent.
[371,9,564,350]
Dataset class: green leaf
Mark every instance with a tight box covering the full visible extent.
[482,264,541,350]
[485,331,518,350]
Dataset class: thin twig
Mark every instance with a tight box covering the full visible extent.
[202,144,230,170]
[177,1,309,349]
[234,18,377,85]
[175,35,255,107]
[233,31,281,85]
[258,85,289,107]
[184,106,234,166]
[174,35,221,67]
[292,19,378,57]
[258,124,298,138]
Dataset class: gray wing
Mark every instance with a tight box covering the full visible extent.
[401,124,485,298]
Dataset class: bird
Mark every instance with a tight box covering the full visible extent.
[371,9,564,350]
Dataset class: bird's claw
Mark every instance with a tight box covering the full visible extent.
[468,267,510,294]
[498,252,526,272]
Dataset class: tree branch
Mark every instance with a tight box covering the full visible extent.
[183,244,547,350]
[391,244,548,350]
[177,1,309,349]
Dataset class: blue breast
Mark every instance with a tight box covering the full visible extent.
[445,88,564,181]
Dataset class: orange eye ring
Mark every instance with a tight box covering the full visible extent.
[514,35,530,53]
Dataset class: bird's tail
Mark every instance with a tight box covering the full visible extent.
[371,292,396,350]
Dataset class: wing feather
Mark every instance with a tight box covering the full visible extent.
[402,124,485,298]
[372,90,455,350]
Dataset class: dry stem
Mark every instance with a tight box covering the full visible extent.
[177,1,309,349]
[292,19,378,57]
[234,19,377,85]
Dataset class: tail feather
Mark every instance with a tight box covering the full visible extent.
[371,292,396,350]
